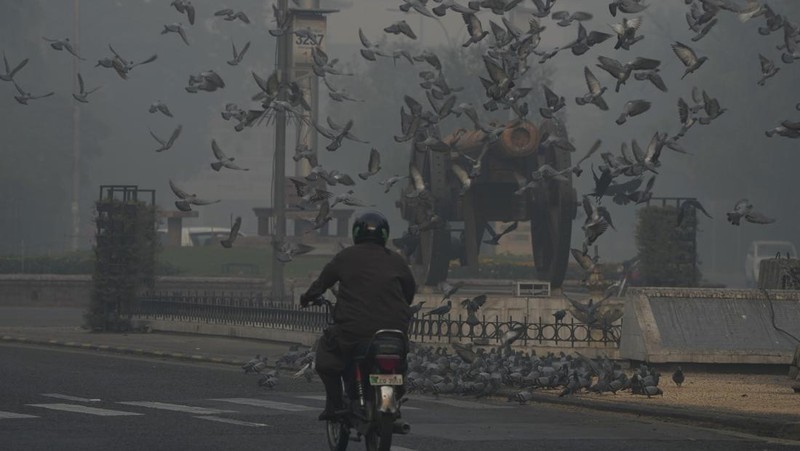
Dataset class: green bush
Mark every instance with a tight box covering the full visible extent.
[0,252,94,274]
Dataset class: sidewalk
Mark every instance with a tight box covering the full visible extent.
[1,308,798,441]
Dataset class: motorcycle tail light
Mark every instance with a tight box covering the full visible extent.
[375,355,401,372]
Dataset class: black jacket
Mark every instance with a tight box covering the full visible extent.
[301,242,416,339]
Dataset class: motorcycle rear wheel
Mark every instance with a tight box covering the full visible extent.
[326,420,349,451]
[364,412,394,451]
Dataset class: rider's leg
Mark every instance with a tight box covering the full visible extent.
[315,329,346,420]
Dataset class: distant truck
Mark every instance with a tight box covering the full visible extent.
[745,240,797,286]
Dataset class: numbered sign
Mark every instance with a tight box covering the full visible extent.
[292,13,326,67]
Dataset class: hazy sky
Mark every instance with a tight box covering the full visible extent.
[3,0,800,285]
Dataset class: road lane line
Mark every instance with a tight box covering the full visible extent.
[211,398,315,412]
[27,403,143,416]
[295,395,421,410]
[118,401,236,415]
[41,393,101,403]
[391,447,417,451]
[0,411,38,419]
[193,415,269,427]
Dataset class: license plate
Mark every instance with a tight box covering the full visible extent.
[368,374,403,385]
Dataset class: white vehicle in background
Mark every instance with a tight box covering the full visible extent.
[745,241,797,286]
[157,227,246,247]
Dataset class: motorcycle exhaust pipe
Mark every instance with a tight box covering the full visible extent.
[392,420,411,435]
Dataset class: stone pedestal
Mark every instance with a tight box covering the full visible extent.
[159,210,199,247]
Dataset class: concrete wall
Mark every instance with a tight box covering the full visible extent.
[0,275,271,308]
[620,288,800,364]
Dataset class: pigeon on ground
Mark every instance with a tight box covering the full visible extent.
[672,367,684,387]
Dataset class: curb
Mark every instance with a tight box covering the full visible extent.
[497,389,800,441]
[0,334,246,367]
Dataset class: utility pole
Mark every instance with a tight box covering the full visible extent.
[70,0,81,252]
[271,0,290,302]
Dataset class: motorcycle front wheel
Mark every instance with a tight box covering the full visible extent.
[326,419,349,451]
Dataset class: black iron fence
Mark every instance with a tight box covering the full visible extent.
[133,291,621,348]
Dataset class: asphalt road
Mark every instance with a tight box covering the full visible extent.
[0,344,797,451]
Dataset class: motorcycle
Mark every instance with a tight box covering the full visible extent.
[305,297,411,451]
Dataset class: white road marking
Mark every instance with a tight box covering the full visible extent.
[391,447,416,451]
[41,393,101,403]
[295,395,421,410]
[27,403,143,416]
[118,401,236,415]
[193,415,269,427]
[0,411,38,419]
[415,398,511,409]
[211,398,315,412]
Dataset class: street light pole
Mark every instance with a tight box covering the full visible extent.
[271,0,290,302]
[70,0,81,252]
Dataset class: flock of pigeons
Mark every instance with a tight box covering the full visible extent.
[243,343,687,403]
[2,0,795,265]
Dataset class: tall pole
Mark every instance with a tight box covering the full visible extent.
[70,0,81,251]
[271,0,290,302]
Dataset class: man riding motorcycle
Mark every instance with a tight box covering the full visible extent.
[300,210,416,421]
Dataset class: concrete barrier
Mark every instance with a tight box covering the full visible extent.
[620,288,800,364]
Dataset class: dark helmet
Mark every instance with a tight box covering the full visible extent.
[352,210,390,246]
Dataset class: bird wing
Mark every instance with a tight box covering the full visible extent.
[577,139,602,165]
[315,200,331,225]
[77,72,85,93]
[149,129,166,146]
[167,125,183,147]
[745,211,775,224]
[358,28,372,48]
[543,85,559,108]
[672,42,697,66]
[571,248,593,271]
[367,148,380,173]
[584,67,602,94]
[596,56,625,79]
[499,221,519,236]
[211,139,229,160]
[169,180,191,199]
[483,55,508,84]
